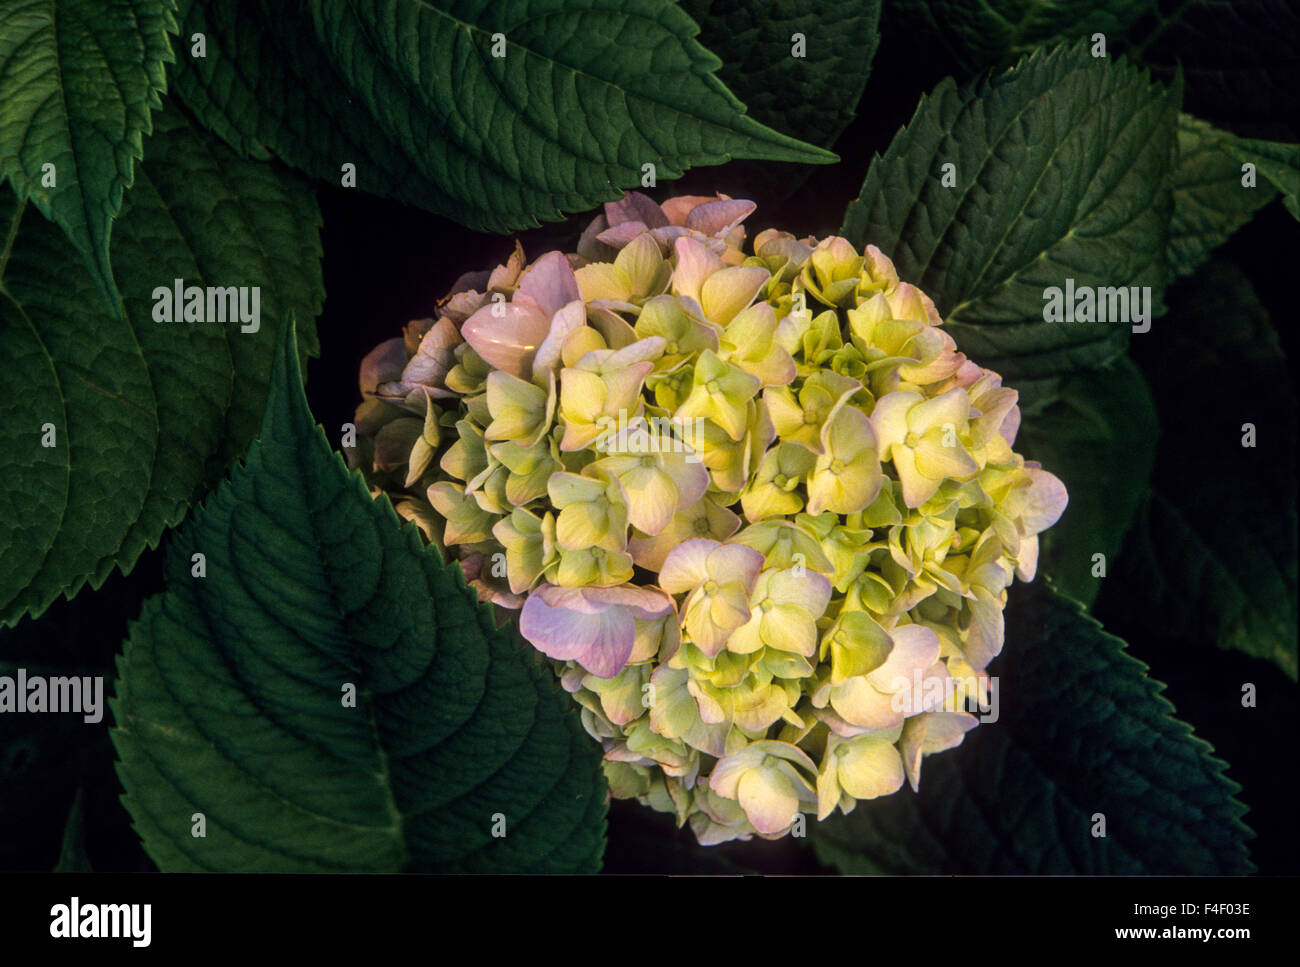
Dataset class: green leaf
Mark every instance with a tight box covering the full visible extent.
[1168,114,1280,277]
[111,319,608,872]
[810,582,1253,874]
[0,209,68,608]
[1015,355,1157,608]
[0,101,323,626]
[1225,137,1300,220]
[841,42,1178,381]
[0,0,177,314]
[887,0,1158,73]
[170,0,833,234]
[670,0,879,203]
[675,0,879,197]
[1110,261,1297,679]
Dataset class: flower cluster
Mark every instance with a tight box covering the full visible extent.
[349,193,1067,844]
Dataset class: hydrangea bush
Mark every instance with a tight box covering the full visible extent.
[350,192,1067,844]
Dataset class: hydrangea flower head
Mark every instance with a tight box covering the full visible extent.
[350,192,1067,843]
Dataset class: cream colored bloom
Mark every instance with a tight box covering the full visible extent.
[817,727,906,819]
[710,740,817,835]
[353,194,1068,845]
[871,388,980,507]
[659,539,766,657]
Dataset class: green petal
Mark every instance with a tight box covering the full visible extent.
[836,735,905,800]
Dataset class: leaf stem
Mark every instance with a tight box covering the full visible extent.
[0,197,25,291]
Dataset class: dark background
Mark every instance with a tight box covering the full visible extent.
[3,2,1296,875]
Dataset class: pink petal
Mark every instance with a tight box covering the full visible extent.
[559,665,586,693]
[707,543,765,589]
[471,581,525,610]
[519,594,633,676]
[867,624,941,694]
[661,195,721,227]
[461,302,551,378]
[359,338,408,395]
[951,359,984,389]
[649,225,690,250]
[685,198,755,237]
[672,236,726,306]
[1000,405,1022,446]
[520,584,670,677]
[577,212,617,262]
[1021,468,1068,535]
[586,584,675,621]
[674,457,711,509]
[533,299,588,374]
[442,289,488,324]
[605,192,669,230]
[400,317,461,391]
[447,268,491,296]
[659,539,719,594]
[596,220,649,250]
[517,251,581,319]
